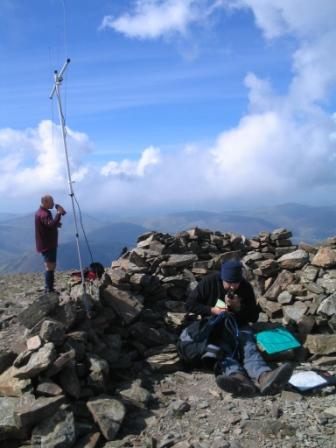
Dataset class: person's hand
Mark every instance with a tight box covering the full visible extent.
[211,306,228,315]
[56,205,65,215]
[225,293,241,312]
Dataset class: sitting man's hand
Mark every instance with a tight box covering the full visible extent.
[225,293,241,312]
[211,306,228,315]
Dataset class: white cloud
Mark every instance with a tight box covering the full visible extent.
[101,0,221,39]
[232,0,336,39]
[2,2,336,213]
[0,120,91,198]
[101,146,160,177]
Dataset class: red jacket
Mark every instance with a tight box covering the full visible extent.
[35,206,61,252]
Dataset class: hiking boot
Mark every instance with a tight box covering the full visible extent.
[258,362,294,395]
[216,372,256,396]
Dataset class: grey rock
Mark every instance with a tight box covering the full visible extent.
[87,354,109,393]
[265,271,295,300]
[300,265,320,282]
[271,228,292,241]
[283,302,308,324]
[14,342,57,379]
[17,293,59,329]
[129,322,173,347]
[119,381,152,409]
[305,334,336,355]
[39,319,65,346]
[316,276,336,294]
[168,400,190,416]
[58,364,81,399]
[102,285,144,325]
[0,396,26,441]
[254,259,279,277]
[15,394,65,428]
[31,405,76,448]
[317,293,336,316]
[45,349,76,377]
[87,396,126,441]
[146,345,182,373]
[277,291,293,305]
[278,250,309,270]
[264,300,283,319]
[36,379,63,397]
[164,254,198,268]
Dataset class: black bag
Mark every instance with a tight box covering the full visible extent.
[177,314,226,366]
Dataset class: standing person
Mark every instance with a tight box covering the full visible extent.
[184,259,294,396]
[35,195,65,293]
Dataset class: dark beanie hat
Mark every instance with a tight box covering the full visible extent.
[220,259,242,283]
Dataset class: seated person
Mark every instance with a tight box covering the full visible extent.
[185,259,294,396]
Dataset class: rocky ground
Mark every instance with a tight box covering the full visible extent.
[0,271,336,448]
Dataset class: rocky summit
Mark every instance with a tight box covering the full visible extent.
[0,227,336,448]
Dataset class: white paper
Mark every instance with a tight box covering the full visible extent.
[289,371,328,391]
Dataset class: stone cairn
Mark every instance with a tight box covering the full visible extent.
[0,227,336,446]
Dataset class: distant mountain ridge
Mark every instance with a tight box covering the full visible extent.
[0,216,148,274]
[1,203,336,273]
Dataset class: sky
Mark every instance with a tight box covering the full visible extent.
[1,0,336,215]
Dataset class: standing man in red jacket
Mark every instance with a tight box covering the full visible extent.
[35,195,65,293]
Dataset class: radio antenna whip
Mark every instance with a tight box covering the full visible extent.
[49,59,91,318]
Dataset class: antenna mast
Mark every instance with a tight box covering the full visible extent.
[49,59,91,317]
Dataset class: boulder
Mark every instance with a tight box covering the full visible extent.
[0,397,26,441]
[14,343,57,379]
[312,247,336,268]
[317,293,336,316]
[264,271,295,301]
[118,381,152,409]
[31,405,76,448]
[87,396,126,441]
[283,302,308,325]
[17,293,59,329]
[14,394,65,428]
[278,250,309,270]
[0,366,31,397]
[40,320,65,346]
[304,334,336,355]
[102,286,144,325]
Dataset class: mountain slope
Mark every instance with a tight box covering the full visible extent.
[0,222,148,273]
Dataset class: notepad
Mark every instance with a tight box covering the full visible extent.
[255,328,301,354]
[215,298,227,309]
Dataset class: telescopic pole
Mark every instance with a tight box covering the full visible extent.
[49,59,91,317]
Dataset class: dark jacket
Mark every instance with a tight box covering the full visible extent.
[35,207,61,252]
[186,272,260,327]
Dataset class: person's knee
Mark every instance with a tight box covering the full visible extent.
[45,262,56,271]
[239,329,256,344]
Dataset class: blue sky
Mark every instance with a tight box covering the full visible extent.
[1,1,336,214]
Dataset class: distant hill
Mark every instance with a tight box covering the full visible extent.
[0,213,20,222]
[238,203,336,242]
[2,203,336,273]
[137,204,336,243]
[0,216,148,274]
[140,211,275,236]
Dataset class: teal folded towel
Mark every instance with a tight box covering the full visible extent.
[256,328,300,354]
